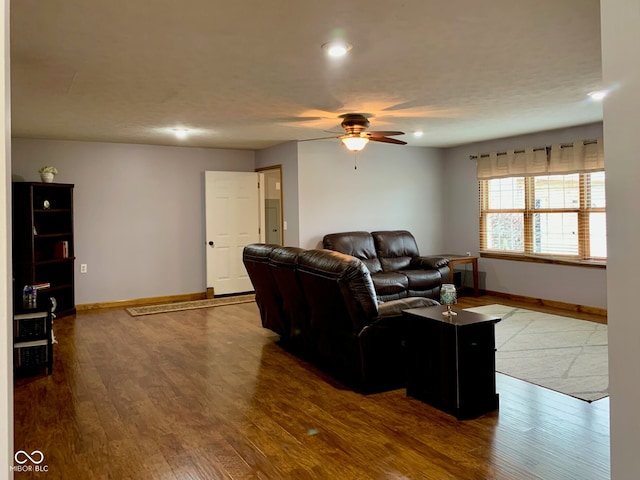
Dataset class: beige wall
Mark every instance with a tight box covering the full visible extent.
[601,0,640,476]
[11,139,255,304]
[297,140,446,252]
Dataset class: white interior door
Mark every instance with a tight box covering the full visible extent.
[205,171,259,295]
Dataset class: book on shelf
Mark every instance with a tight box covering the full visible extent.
[14,311,48,320]
[54,240,69,258]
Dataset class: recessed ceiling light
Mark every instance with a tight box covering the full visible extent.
[173,128,189,139]
[413,131,424,138]
[155,126,209,139]
[588,90,608,101]
[322,41,352,58]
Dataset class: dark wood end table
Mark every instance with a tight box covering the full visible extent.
[437,254,479,296]
[403,305,501,419]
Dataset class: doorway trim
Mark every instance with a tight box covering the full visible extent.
[256,165,284,245]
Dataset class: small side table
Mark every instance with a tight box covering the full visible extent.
[13,307,53,377]
[438,254,479,296]
[403,305,501,419]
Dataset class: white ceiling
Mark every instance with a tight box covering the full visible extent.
[10,0,603,151]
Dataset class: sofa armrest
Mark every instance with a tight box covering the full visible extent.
[410,255,450,270]
[376,297,440,318]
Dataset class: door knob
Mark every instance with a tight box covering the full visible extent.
[208,241,214,247]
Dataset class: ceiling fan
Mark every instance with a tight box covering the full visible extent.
[306,113,407,151]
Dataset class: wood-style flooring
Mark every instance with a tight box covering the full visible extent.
[13,295,610,479]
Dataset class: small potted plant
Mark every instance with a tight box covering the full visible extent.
[38,166,58,183]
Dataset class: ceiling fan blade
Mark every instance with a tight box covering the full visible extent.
[275,116,328,123]
[364,131,405,138]
[369,136,407,145]
[382,100,432,111]
[298,136,339,142]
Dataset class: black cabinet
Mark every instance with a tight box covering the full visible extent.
[403,306,501,419]
[12,182,75,317]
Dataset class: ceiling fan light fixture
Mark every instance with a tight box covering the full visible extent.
[341,136,369,151]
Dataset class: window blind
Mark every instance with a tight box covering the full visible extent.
[477,139,606,263]
[476,139,604,180]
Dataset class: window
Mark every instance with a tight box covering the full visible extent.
[479,171,606,264]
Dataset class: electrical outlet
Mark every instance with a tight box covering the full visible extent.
[465,251,471,256]
[80,264,87,273]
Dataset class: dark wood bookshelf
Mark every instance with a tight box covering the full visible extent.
[12,182,76,318]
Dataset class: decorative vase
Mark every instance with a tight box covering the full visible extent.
[440,283,458,316]
[40,172,55,183]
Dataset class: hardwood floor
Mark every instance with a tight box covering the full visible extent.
[13,295,610,479]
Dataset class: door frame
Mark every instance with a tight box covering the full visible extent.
[256,165,284,245]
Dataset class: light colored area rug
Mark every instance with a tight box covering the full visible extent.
[466,304,608,402]
[126,294,255,316]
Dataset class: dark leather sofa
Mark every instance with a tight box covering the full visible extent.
[322,230,450,301]
[242,244,437,392]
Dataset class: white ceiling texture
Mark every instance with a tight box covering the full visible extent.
[10,0,603,151]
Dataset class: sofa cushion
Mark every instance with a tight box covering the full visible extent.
[242,244,285,335]
[296,249,379,338]
[371,230,420,271]
[402,269,442,290]
[243,243,276,264]
[323,231,382,273]
[269,246,307,343]
[269,245,304,268]
[371,271,409,296]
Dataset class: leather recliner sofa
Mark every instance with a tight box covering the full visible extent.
[323,230,450,301]
[242,244,438,393]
